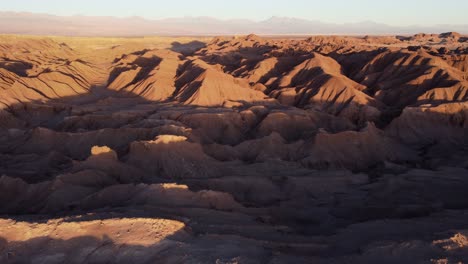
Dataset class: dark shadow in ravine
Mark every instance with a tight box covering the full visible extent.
[170,41,206,56]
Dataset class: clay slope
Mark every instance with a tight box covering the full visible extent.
[174,59,269,106]
[355,49,468,108]
[387,102,468,148]
[108,49,182,101]
[271,52,383,123]
[0,37,108,109]
[303,123,418,170]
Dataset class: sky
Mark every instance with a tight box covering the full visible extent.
[1,0,467,26]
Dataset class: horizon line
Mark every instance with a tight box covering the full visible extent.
[2,10,468,28]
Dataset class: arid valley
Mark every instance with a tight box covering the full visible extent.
[0,32,467,263]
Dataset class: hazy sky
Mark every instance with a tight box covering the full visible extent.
[2,0,467,26]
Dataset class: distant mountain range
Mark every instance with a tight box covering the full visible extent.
[0,11,467,36]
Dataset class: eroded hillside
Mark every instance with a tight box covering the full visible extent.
[0,34,467,263]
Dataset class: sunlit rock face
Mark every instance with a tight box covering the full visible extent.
[0,33,467,263]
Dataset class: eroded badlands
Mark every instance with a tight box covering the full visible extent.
[0,33,467,263]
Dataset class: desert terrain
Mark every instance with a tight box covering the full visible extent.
[0,33,467,263]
